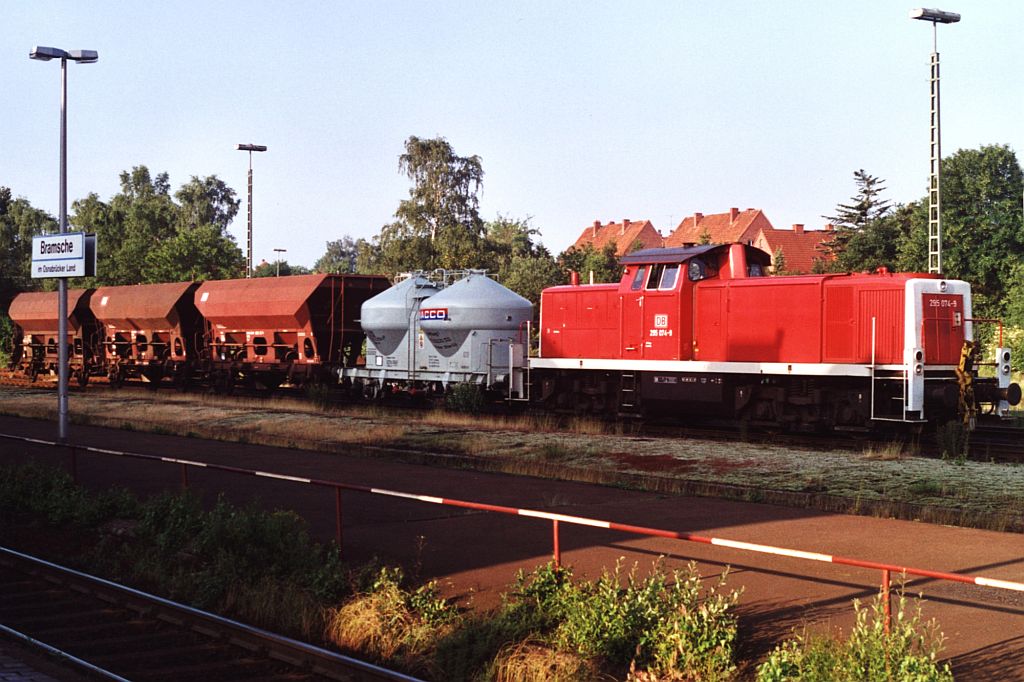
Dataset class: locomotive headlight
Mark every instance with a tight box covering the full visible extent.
[939,281,947,292]
[1003,364,1011,376]
[1002,350,1011,364]
[915,350,924,363]
[915,363,923,375]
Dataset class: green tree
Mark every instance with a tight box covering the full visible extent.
[822,169,892,264]
[833,202,922,274]
[896,145,1024,311]
[367,136,486,275]
[314,236,360,273]
[558,242,621,284]
[71,167,245,285]
[175,175,239,231]
[0,187,56,303]
[144,223,245,282]
[771,247,787,275]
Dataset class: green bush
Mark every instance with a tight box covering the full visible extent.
[437,560,741,681]
[757,589,953,682]
[445,382,485,414]
[0,462,138,527]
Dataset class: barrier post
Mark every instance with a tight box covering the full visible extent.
[552,519,560,568]
[882,568,891,634]
[335,487,343,556]
[180,462,189,490]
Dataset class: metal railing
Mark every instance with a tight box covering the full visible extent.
[4,431,1023,632]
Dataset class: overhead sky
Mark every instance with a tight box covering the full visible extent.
[4,1,1021,269]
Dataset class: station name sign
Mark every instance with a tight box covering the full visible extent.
[31,232,97,278]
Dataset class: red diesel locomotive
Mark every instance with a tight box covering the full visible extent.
[532,243,1019,430]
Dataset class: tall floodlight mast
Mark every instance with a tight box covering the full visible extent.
[910,7,960,275]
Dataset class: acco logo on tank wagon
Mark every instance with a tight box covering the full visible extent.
[419,308,449,320]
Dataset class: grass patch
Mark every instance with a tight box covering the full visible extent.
[757,588,952,681]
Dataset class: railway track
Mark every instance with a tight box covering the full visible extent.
[0,547,419,682]
[3,373,1022,461]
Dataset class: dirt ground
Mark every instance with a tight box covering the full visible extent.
[1,385,1022,532]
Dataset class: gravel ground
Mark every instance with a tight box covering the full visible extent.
[2,384,1022,531]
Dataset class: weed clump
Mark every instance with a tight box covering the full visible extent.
[445,383,485,414]
[324,566,459,675]
[757,589,952,682]
[436,560,741,681]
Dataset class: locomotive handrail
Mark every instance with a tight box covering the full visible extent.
[965,318,1004,347]
[4,430,1023,633]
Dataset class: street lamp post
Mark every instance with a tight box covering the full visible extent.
[236,144,268,278]
[910,8,960,275]
[30,45,98,445]
[273,248,287,277]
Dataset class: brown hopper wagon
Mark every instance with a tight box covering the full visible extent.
[194,274,389,391]
[7,289,102,385]
[90,282,202,387]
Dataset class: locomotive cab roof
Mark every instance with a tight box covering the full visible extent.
[618,243,771,268]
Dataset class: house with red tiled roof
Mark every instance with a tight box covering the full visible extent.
[572,219,663,256]
[664,208,772,248]
[753,224,834,274]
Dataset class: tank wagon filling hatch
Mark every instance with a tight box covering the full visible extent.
[340,270,532,401]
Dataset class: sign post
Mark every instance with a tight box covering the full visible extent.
[30,232,95,443]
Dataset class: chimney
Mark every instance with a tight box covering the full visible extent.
[621,218,630,235]
[693,212,703,225]
[793,223,804,234]
[825,223,835,232]
[592,220,600,238]
[729,207,739,223]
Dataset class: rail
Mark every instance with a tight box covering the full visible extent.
[3,431,1023,633]
[0,546,420,681]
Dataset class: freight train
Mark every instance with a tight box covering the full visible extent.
[6,243,1020,432]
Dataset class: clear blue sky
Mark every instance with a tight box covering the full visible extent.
[4,1,1021,269]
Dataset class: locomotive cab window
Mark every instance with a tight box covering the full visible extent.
[688,259,710,282]
[645,264,680,291]
[630,266,646,291]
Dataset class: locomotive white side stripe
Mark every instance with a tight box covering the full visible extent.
[528,357,959,376]
[710,538,833,563]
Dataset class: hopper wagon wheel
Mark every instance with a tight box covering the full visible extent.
[108,368,123,388]
[28,364,38,383]
[74,368,89,388]
[172,369,190,392]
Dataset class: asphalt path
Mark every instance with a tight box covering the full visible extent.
[1,414,1022,678]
